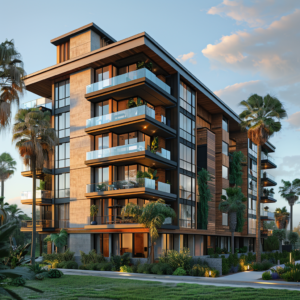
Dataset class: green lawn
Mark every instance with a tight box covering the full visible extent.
[4,275,300,300]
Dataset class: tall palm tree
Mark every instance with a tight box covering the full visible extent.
[0,152,17,198]
[121,198,176,263]
[0,197,9,225]
[239,94,287,262]
[0,40,25,130]
[219,187,247,254]
[279,179,300,233]
[12,108,57,265]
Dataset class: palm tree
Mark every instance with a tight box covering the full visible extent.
[0,40,25,130]
[275,207,290,229]
[121,198,176,263]
[279,179,300,233]
[0,152,17,198]
[12,108,57,265]
[239,94,287,262]
[219,187,247,254]
[6,204,25,222]
[0,197,9,225]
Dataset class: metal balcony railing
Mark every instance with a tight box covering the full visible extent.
[21,220,55,228]
[21,190,52,200]
[21,98,52,110]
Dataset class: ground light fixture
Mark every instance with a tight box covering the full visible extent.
[248,265,249,270]
[209,271,211,277]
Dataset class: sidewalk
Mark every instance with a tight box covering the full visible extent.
[59,269,300,291]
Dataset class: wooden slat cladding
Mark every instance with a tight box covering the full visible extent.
[197,105,212,123]
[230,131,249,235]
[222,154,229,167]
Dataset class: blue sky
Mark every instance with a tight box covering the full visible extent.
[1,0,300,228]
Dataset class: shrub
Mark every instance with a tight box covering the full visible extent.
[48,269,63,278]
[28,264,44,274]
[63,261,78,269]
[158,263,173,275]
[120,265,133,273]
[262,271,272,280]
[210,269,219,277]
[35,274,44,280]
[222,258,230,275]
[57,261,66,268]
[80,250,106,265]
[110,253,131,271]
[239,246,247,253]
[215,247,222,254]
[62,249,75,261]
[99,262,113,271]
[261,260,273,270]
[141,263,153,274]
[42,248,75,263]
[131,261,140,273]
[79,264,88,270]
[173,267,186,276]
[191,264,207,277]
[264,236,279,252]
[86,263,98,270]
[207,248,214,255]
[159,248,192,273]
[9,277,26,286]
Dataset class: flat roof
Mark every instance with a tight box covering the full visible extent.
[50,22,117,46]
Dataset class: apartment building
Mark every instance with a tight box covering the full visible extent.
[20,23,277,258]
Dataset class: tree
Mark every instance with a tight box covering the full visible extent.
[0,40,25,130]
[197,168,212,230]
[279,179,300,233]
[229,151,247,232]
[0,152,16,198]
[275,207,290,229]
[219,187,247,254]
[239,94,287,262]
[264,235,279,252]
[288,231,299,250]
[0,197,9,225]
[121,198,176,263]
[44,229,68,253]
[273,229,286,252]
[12,108,57,265]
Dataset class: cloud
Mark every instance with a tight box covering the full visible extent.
[7,196,32,216]
[269,155,300,178]
[286,111,300,130]
[177,52,197,65]
[208,0,300,28]
[202,9,300,86]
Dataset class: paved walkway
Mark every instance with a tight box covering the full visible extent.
[59,269,300,291]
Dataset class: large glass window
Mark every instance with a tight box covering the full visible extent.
[55,142,70,168]
[55,79,70,109]
[95,167,109,183]
[179,204,195,229]
[95,134,109,150]
[180,144,195,173]
[180,113,195,144]
[55,112,70,138]
[179,174,195,201]
[95,100,110,117]
[180,81,196,115]
[55,203,69,228]
[55,173,70,198]
[221,189,228,226]
[222,166,228,179]
[222,116,228,132]
[222,142,229,156]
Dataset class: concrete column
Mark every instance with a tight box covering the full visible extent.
[112,233,120,256]
[69,233,92,264]
[188,235,195,256]
[174,234,180,252]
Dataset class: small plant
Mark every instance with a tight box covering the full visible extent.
[151,136,158,153]
[90,205,99,224]
[9,277,26,286]
[35,274,44,280]
[120,265,133,273]
[80,250,106,264]
[159,248,192,273]
[28,264,44,274]
[207,248,214,255]
[63,261,78,269]
[110,253,131,271]
[191,264,207,277]
[173,267,187,276]
[48,269,63,278]
[37,180,46,190]
[97,183,106,191]
[262,271,272,280]
[136,60,153,71]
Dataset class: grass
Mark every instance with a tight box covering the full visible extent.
[4,275,300,300]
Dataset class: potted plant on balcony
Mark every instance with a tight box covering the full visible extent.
[36,180,45,190]
[136,60,153,71]
[151,137,158,153]
[96,183,106,192]
[275,207,290,229]
[90,205,99,225]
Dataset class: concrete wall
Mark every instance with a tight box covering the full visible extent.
[69,68,93,228]
[193,256,223,276]
[70,233,92,264]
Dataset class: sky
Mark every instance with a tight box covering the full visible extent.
[1,0,300,228]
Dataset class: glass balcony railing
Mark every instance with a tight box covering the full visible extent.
[249,148,256,157]
[157,182,171,193]
[21,98,52,110]
[261,153,275,164]
[86,178,155,193]
[261,171,275,182]
[261,210,275,219]
[262,190,275,198]
[86,142,171,161]
[86,68,171,95]
[248,168,257,178]
[21,190,52,200]
[86,106,155,128]
[55,188,70,199]
[21,220,55,228]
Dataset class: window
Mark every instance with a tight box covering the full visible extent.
[221,188,228,225]
[222,142,229,156]
[118,64,137,75]
[55,142,70,168]
[222,116,228,132]
[55,79,70,109]
[55,173,70,198]
[58,42,70,63]
[55,203,69,228]
[222,166,228,179]
[95,100,110,117]
[180,113,195,144]
[180,81,196,115]
[55,112,70,138]
[179,174,195,201]
[95,167,109,183]
[180,143,195,173]
[179,204,195,229]
[95,66,110,82]
[95,134,109,150]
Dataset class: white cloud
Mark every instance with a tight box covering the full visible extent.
[286,111,300,130]
[177,52,197,65]
[208,0,300,28]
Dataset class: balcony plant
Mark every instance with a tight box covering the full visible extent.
[96,183,106,192]
[121,198,176,263]
[151,137,158,153]
[36,180,46,190]
[275,207,290,229]
[263,188,274,197]
[127,97,145,109]
[90,205,99,225]
[136,60,153,71]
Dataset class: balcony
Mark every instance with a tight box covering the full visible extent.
[21,98,52,110]
[261,211,275,221]
[261,153,277,169]
[85,141,176,169]
[21,190,52,205]
[21,163,52,179]
[85,68,176,106]
[260,190,277,203]
[20,220,55,232]
[261,229,273,238]
[85,178,175,201]
[85,106,176,138]
[261,171,277,187]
